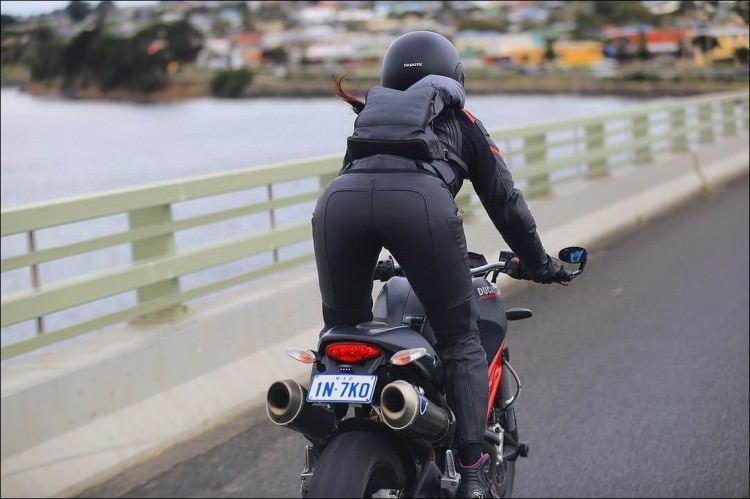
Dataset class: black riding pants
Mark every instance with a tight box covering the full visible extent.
[311,168,488,448]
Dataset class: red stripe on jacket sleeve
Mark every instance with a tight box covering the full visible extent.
[461,108,476,123]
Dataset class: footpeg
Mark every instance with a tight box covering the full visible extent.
[440,449,461,495]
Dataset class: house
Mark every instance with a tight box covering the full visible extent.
[195,32,264,70]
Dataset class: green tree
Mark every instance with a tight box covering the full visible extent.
[26,26,65,81]
[262,46,288,65]
[734,1,749,25]
[1,14,18,28]
[85,34,132,90]
[733,46,749,66]
[212,18,231,37]
[593,1,657,25]
[457,17,507,32]
[637,31,652,61]
[210,69,253,98]
[94,0,115,28]
[133,21,202,63]
[61,28,99,88]
[65,0,92,23]
[544,38,557,62]
[236,1,255,31]
[165,20,203,62]
[692,34,719,54]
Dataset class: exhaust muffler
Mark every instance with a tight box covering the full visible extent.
[380,380,451,441]
[266,379,336,439]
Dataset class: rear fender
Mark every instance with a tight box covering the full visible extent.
[319,324,443,386]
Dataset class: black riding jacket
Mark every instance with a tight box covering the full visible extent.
[340,105,548,274]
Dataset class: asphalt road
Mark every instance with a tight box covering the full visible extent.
[81,173,749,499]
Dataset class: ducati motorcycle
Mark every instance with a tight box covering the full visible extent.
[266,246,588,498]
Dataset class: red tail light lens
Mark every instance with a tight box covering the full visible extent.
[325,343,382,363]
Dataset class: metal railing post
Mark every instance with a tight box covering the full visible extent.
[524,133,550,198]
[26,230,44,335]
[632,114,652,164]
[127,204,186,324]
[670,107,689,152]
[721,99,737,136]
[585,122,608,178]
[698,103,715,143]
[267,184,279,263]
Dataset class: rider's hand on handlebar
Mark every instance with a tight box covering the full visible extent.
[508,255,572,285]
[531,255,572,285]
[506,256,531,281]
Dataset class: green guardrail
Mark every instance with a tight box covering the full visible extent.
[2,91,748,359]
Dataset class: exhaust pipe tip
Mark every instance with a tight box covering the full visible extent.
[266,379,304,426]
[381,380,415,430]
[380,380,451,441]
[265,379,336,439]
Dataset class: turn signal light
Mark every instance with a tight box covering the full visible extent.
[390,347,428,366]
[287,348,318,364]
[325,343,382,363]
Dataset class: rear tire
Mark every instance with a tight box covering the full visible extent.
[307,431,409,498]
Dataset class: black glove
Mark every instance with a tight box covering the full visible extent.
[530,254,570,284]
[506,256,531,281]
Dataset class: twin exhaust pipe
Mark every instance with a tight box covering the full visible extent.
[266,378,451,441]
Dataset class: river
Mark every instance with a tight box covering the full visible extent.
[1,87,652,207]
[0,87,654,346]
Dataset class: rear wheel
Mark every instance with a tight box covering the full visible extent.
[307,431,409,498]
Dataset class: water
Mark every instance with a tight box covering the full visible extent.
[1,88,646,206]
[0,87,650,346]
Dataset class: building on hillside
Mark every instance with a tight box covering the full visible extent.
[454,31,504,66]
[479,32,541,67]
[691,26,749,62]
[195,32,263,70]
[602,26,690,58]
[231,32,263,68]
[474,32,604,68]
[553,40,605,67]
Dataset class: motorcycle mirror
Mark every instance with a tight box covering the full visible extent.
[558,246,587,269]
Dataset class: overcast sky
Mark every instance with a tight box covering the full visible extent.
[1,1,157,17]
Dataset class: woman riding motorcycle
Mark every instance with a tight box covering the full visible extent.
[312,30,570,498]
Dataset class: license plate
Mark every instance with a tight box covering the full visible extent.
[307,374,378,404]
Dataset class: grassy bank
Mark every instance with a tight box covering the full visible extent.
[4,64,748,101]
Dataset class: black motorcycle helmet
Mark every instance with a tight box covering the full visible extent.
[380,31,465,91]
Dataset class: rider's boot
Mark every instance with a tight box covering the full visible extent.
[456,453,496,498]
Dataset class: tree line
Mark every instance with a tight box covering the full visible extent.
[16,19,204,94]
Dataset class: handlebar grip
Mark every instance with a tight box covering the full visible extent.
[506,256,532,281]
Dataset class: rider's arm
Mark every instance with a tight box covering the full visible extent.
[457,109,549,273]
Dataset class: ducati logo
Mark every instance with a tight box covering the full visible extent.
[477,285,497,300]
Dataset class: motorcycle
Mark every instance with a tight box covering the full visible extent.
[266,246,588,498]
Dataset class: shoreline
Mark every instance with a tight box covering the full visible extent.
[7,76,748,103]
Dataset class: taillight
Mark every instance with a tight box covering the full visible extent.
[325,343,382,363]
